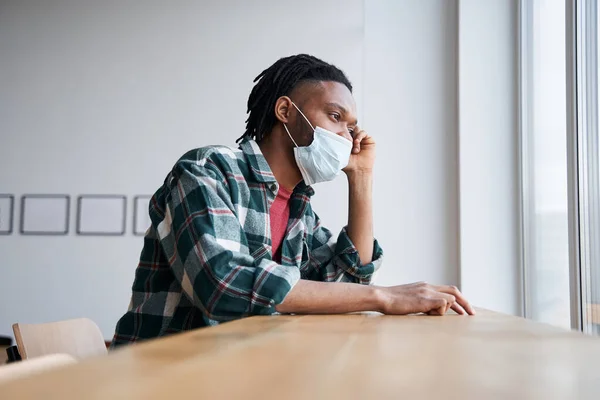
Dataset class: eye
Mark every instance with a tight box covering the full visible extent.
[330,112,341,122]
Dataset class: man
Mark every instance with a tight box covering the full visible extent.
[111,54,474,347]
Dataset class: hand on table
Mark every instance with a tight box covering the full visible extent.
[376,282,476,316]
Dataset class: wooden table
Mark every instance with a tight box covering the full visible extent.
[1,309,600,399]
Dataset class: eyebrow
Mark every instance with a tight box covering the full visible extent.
[325,102,358,126]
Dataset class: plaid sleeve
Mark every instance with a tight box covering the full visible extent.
[161,158,300,321]
[307,213,383,285]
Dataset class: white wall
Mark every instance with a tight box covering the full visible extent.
[365,0,460,286]
[0,0,519,339]
[0,0,364,338]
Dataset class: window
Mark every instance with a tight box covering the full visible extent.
[522,0,600,334]
[520,0,571,329]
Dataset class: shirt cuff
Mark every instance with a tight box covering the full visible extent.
[256,260,301,315]
[334,227,384,279]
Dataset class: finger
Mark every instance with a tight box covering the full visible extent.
[425,291,455,314]
[359,134,376,144]
[426,298,447,316]
[445,299,453,314]
[352,130,367,153]
[439,293,456,305]
[434,285,476,316]
[451,302,467,315]
[439,293,455,314]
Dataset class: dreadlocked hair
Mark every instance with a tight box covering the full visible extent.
[236,54,352,143]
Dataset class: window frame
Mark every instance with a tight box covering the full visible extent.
[517,0,534,321]
[566,0,583,332]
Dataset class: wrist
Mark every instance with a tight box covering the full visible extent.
[345,169,373,183]
[371,286,389,314]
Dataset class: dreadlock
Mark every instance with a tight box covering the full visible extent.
[236,54,353,143]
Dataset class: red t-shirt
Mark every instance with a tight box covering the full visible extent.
[270,187,293,262]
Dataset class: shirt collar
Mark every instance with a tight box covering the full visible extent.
[294,181,315,197]
[239,139,315,197]
[239,139,277,184]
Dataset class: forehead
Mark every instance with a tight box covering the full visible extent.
[291,81,357,114]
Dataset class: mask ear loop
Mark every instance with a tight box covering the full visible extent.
[291,102,315,131]
[283,124,299,147]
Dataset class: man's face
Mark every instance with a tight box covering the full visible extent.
[288,81,357,147]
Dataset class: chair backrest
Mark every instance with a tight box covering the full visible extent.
[0,353,77,384]
[12,318,107,360]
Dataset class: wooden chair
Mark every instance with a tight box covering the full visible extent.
[0,336,12,364]
[0,353,77,384]
[12,318,107,360]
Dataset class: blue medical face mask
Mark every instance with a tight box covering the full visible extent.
[283,102,353,185]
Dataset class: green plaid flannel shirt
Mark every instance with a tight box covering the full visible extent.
[111,139,383,347]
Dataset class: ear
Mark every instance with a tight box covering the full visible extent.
[274,96,292,124]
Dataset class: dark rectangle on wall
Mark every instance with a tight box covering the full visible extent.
[0,194,14,235]
[133,195,152,236]
[76,195,127,236]
[20,195,70,235]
